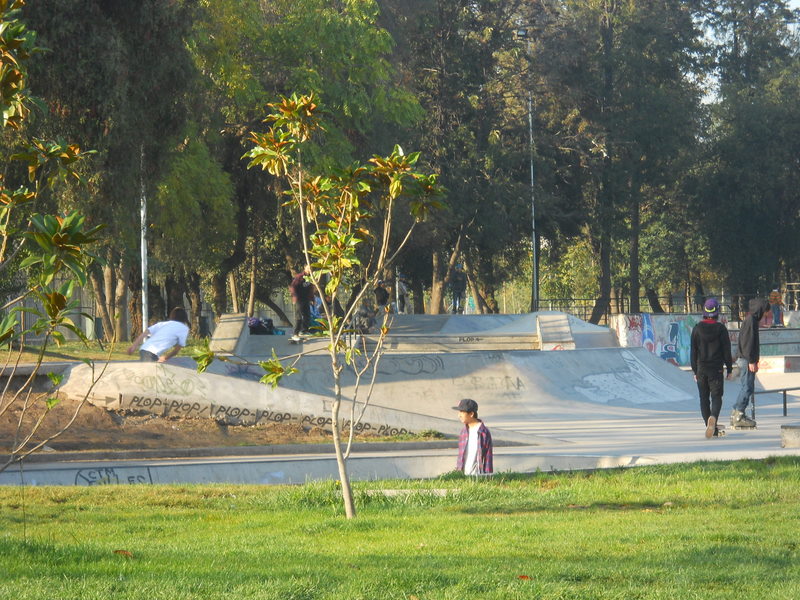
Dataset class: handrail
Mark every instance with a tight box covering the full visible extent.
[752,386,800,417]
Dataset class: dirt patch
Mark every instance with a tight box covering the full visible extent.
[1,393,339,453]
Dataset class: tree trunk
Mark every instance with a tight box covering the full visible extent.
[211,273,227,320]
[113,264,129,342]
[330,359,355,518]
[467,271,490,314]
[187,271,203,337]
[228,271,240,313]
[410,278,424,314]
[103,262,116,340]
[89,269,113,343]
[428,253,446,314]
[590,231,611,324]
[128,268,143,338]
[590,3,616,326]
[165,274,184,311]
[257,295,292,326]
[246,251,257,317]
[629,176,641,313]
[645,288,664,313]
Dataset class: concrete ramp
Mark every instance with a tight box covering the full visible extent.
[231,311,615,356]
[59,343,695,446]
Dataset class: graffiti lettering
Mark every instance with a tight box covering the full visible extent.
[123,365,208,399]
[126,396,208,416]
[75,467,152,486]
[452,375,525,391]
[300,415,409,436]
[379,355,445,376]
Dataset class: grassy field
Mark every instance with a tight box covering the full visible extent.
[8,340,205,365]
[2,458,800,599]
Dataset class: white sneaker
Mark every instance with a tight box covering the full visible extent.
[705,416,717,439]
[290,335,301,342]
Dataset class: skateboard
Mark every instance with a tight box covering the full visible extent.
[288,337,304,344]
[729,423,756,431]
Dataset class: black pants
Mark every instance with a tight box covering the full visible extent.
[293,300,311,335]
[696,368,724,425]
[139,350,158,362]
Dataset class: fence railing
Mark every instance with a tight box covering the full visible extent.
[534,291,779,324]
[753,387,800,418]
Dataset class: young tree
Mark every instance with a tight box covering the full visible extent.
[196,94,442,517]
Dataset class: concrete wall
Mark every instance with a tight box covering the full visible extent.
[611,312,800,367]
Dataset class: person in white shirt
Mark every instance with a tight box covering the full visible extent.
[127,307,190,363]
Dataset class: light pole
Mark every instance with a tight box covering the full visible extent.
[517,28,538,313]
[527,92,538,313]
[140,145,148,330]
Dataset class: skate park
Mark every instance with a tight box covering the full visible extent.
[5,310,800,487]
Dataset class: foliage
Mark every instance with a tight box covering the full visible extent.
[0,0,103,472]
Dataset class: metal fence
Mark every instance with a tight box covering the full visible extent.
[533,291,778,325]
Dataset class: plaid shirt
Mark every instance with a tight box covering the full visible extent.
[456,421,493,474]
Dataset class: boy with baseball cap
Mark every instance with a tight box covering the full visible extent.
[453,398,493,474]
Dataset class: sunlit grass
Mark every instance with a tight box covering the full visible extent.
[2,458,799,599]
[6,339,205,365]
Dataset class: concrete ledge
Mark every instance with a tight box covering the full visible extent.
[781,423,800,448]
[8,438,530,465]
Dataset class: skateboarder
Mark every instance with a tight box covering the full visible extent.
[453,398,493,475]
[289,265,314,342]
[690,298,733,438]
[731,297,770,428]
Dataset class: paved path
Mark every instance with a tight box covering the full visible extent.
[5,372,799,487]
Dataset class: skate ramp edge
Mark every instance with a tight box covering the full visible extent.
[58,361,559,447]
[0,451,654,487]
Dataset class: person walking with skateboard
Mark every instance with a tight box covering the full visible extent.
[690,298,733,438]
[731,297,770,428]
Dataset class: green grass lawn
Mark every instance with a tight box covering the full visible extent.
[2,458,799,599]
[9,340,205,365]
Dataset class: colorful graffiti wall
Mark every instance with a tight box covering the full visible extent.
[612,312,800,366]
[611,314,735,367]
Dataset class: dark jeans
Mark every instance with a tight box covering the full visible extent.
[696,367,724,425]
[293,300,311,335]
[139,350,158,362]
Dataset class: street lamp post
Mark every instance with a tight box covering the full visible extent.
[517,28,539,313]
[527,92,538,313]
[140,145,148,330]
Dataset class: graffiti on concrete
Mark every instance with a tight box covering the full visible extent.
[110,364,209,401]
[121,394,294,425]
[451,374,525,393]
[614,314,700,366]
[300,414,409,436]
[75,467,153,486]
[572,349,690,405]
[379,355,445,376]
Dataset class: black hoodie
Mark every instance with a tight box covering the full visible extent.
[737,298,770,364]
[691,319,733,374]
